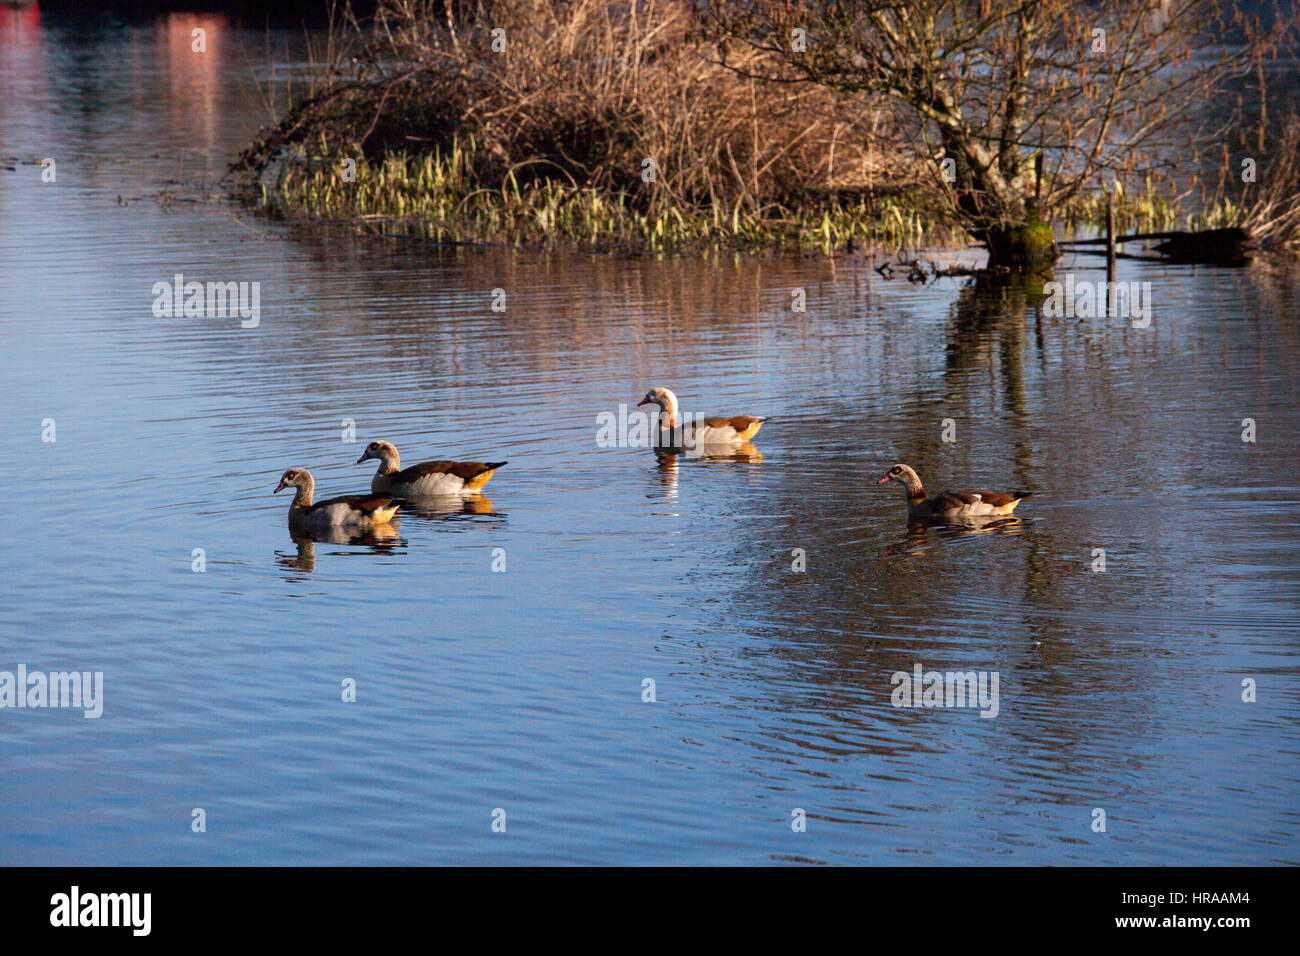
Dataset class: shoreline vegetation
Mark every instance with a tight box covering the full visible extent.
[231,0,1300,263]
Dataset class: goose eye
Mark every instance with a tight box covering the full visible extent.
[891,466,901,475]
[369,442,377,450]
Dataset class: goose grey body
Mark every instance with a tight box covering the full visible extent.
[274,468,402,530]
[637,386,767,448]
[877,464,1033,520]
[357,441,506,497]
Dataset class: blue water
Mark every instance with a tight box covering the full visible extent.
[0,8,1297,865]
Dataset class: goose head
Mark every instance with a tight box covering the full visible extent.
[877,463,923,494]
[274,468,312,494]
[355,440,398,467]
[637,386,677,409]
[637,386,680,425]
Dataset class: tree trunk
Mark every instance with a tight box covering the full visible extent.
[933,127,1053,268]
[983,222,1059,268]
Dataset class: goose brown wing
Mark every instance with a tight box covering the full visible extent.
[395,460,503,483]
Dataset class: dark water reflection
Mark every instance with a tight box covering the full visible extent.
[278,526,407,575]
[0,11,1297,865]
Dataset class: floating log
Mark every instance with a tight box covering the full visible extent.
[1154,228,1254,264]
[1059,227,1254,265]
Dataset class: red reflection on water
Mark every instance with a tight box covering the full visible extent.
[159,13,229,155]
[0,2,42,45]
[0,2,47,146]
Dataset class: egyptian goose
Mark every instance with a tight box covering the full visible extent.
[876,464,1032,520]
[356,440,506,496]
[274,468,402,529]
[637,386,767,447]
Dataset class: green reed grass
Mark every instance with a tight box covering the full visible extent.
[271,137,968,253]
[274,144,1262,254]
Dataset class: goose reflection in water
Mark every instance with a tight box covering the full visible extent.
[653,441,764,464]
[400,494,497,519]
[278,523,405,573]
[654,452,680,498]
[887,514,1027,557]
[651,443,765,513]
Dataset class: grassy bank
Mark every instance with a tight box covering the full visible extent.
[235,0,1298,255]
[232,0,967,252]
[266,138,966,252]
[263,146,1263,254]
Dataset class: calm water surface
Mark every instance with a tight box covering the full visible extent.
[1,9,1298,865]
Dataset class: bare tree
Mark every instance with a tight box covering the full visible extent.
[706,0,1290,265]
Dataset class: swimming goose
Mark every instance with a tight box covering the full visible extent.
[356,440,506,496]
[876,464,1032,520]
[274,468,402,529]
[637,386,767,447]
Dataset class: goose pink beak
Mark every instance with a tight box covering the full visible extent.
[355,452,369,464]
[274,480,287,493]
[876,474,893,484]
[636,397,651,407]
